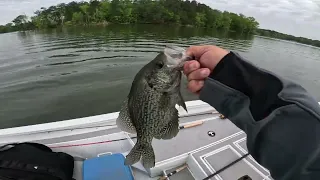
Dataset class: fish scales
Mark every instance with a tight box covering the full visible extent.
[116,46,190,169]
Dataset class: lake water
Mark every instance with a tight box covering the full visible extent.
[1,24,320,129]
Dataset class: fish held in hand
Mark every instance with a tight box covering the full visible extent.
[116,46,191,169]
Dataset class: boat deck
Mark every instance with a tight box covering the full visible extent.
[0,100,272,180]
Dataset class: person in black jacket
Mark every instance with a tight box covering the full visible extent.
[183,45,320,180]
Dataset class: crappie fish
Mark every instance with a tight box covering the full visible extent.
[116,46,191,168]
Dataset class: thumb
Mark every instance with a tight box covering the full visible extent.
[186,45,209,60]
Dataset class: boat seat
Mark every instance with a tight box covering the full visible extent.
[83,153,134,180]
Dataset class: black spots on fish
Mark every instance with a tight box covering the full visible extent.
[120,50,187,169]
[154,118,179,140]
[125,142,143,166]
[141,143,155,168]
[116,99,136,134]
[145,72,156,89]
[124,140,155,168]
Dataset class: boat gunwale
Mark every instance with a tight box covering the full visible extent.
[1,101,319,137]
[0,100,210,137]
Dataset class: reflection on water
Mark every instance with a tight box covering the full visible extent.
[0,24,319,129]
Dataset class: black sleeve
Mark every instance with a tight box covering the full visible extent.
[199,51,320,180]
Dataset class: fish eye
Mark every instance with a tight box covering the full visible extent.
[156,62,164,69]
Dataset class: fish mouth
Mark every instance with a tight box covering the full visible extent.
[164,45,192,69]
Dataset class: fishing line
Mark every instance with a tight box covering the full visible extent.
[179,111,219,118]
[202,153,250,180]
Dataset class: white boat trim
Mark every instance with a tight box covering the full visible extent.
[201,145,270,180]
[155,131,244,166]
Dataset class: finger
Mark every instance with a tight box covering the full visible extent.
[186,45,212,59]
[186,46,203,59]
[187,80,204,93]
[183,60,200,75]
[187,68,210,81]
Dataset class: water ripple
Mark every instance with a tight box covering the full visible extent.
[48,54,80,58]
[45,55,140,66]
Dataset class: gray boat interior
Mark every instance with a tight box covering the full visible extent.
[0,101,272,180]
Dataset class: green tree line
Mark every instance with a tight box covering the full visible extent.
[0,0,259,34]
[0,0,319,48]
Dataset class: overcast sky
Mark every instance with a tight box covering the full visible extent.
[0,0,319,40]
[198,0,320,40]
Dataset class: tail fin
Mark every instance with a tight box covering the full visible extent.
[125,141,155,168]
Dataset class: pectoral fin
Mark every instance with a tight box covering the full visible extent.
[116,99,136,134]
[177,92,187,112]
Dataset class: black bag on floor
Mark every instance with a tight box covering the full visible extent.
[0,142,74,180]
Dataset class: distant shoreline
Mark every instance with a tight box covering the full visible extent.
[255,35,319,47]
[1,0,319,48]
[2,25,319,49]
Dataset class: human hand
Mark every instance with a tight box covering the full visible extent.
[183,45,229,94]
